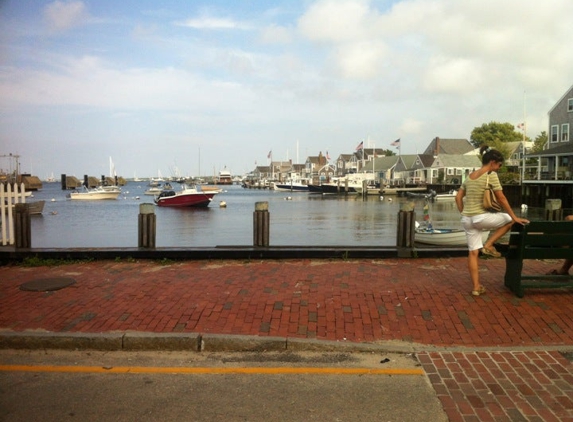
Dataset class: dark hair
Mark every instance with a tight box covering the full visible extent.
[479,145,504,165]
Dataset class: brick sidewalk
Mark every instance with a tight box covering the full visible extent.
[2,257,573,421]
[2,257,573,346]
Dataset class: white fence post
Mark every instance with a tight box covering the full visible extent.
[0,183,26,246]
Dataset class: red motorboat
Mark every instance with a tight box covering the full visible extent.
[154,184,217,208]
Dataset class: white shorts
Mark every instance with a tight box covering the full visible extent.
[461,213,512,251]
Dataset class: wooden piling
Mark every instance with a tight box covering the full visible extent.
[14,203,31,249]
[396,210,416,257]
[545,199,563,221]
[253,201,269,247]
[138,203,156,248]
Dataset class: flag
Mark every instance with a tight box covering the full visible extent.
[267,150,272,159]
[391,138,401,147]
[423,204,430,221]
[355,141,363,151]
[326,151,330,160]
[516,123,525,130]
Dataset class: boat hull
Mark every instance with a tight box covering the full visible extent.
[382,187,428,195]
[155,191,216,208]
[68,187,121,200]
[273,183,309,192]
[321,183,361,194]
[307,184,323,194]
[415,229,488,247]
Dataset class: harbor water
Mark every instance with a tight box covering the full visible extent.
[24,182,536,249]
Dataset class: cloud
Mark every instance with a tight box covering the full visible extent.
[177,15,252,30]
[259,24,293,44]
[298,0,375,43]
[43,0,89,32]
[399,118,423,136]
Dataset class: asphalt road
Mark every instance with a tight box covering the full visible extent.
[0,349,446,422]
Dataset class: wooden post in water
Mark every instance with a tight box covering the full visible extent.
[14,203,31,249]
[253,201,269,247]
[545,199,563,221]
[138,203,156,248]
[396,206,416,258]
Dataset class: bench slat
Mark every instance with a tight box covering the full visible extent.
[504,221,573,297]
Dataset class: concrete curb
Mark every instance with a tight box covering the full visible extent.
[3,330,573,354]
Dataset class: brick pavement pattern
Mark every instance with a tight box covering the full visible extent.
[2,256,573,421]
[419,350,573,422]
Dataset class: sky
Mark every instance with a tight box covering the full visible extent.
[1,0,573,180]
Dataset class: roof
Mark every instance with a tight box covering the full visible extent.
[548,84,573,115]
[361,156,399,171]
[431,154,481,168]
[423,138,474,156]
[527,143,573,158]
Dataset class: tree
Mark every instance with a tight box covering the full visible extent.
[470,122,524,148]
[531,131,547,153]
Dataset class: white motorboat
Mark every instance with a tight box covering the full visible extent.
[273,178,310,192]
[68,185,121,200]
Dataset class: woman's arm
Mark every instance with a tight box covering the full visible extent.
[494,190,529,225]
[455,189,465,213]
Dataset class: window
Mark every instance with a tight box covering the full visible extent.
[447,168,454,175]
[551,125,559,143]
[562,124,570,142]
[568,98,573,112]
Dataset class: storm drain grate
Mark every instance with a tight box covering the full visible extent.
[20,277,76,292]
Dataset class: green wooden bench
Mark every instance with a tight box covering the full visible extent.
[504,221,573,297]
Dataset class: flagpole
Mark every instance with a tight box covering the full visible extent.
[521,91,526,185]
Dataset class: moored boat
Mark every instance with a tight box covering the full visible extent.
[144,183,172,196]
[415,226,488,246]
[273,178,310,192]
[216,168,233,185]
[434,189,458,201]
[154,184,218,208]
[67,185,121,200]
[381,186,428,196]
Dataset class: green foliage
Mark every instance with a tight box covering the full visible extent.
[531,131,548,153]
[114,256,137,263]
[470,122,524,148]
[156,257,174,265]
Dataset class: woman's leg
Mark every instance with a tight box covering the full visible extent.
[483,221,512,250]
[468,249,481,292]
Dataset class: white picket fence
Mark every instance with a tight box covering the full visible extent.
[0,183,28,246]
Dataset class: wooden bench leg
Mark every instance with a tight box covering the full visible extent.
[504,258,524,297]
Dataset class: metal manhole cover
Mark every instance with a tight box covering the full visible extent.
[20,277,76,292]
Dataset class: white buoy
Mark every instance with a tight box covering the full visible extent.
[219,201,227,208]
[51,198,56,202]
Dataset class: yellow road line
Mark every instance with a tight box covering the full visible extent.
[0,365,424,376]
